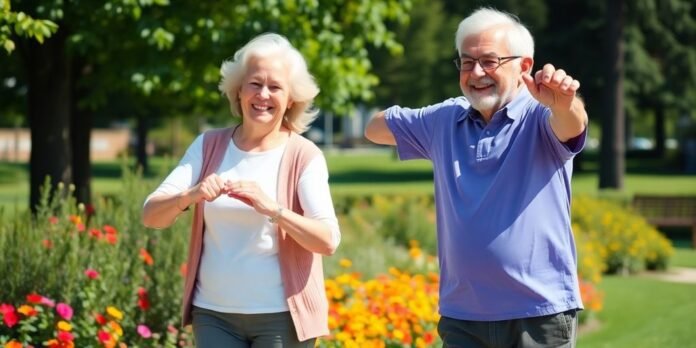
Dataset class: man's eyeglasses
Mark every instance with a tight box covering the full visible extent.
[453,55,521,72]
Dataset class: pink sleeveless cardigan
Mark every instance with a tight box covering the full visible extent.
[180,127,330,342]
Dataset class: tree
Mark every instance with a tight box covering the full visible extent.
[6,0,412,211]
[598,0,626,189]
[624,0,696,159]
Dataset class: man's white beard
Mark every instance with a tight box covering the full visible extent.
[466,93,500,113]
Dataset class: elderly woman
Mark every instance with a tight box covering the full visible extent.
[142,33,340,347]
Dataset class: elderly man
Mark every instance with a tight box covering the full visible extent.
[365,7,588,348]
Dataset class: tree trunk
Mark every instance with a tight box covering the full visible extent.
[20,32,73,211]
[599,0,625,190]
[654,106,666,158]
[71,62,92,206]
[136,114,150,173]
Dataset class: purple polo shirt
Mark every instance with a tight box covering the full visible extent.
[385,88,586,321]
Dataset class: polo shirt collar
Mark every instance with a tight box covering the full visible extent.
[457,86,532,123]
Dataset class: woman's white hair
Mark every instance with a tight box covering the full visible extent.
[218,33,319,134]
[455,7,534,58]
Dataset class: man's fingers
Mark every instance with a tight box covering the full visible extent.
[541,63,556,83]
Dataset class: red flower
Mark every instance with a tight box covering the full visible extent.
[102,225,117,235]
[42,239,54,249]
[105,234,118,245]
[49,216,59,225]
[26,293,43,303]
[84,269,100,279]
[94,313,107,325]
[97,330,111,343]
[1,305,18,328]
[57,330,74,342]
[423,331,435,344]
[137,287,150,311]
[89,228,103,240]
[85,203,96,216]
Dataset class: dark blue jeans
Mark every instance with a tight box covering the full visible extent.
[191,306,316,348]
[438,309,578,348]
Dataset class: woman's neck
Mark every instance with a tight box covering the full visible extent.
[232,124,289,152]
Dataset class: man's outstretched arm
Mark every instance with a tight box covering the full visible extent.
[364,110,397,145]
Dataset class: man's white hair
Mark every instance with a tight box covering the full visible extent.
[454,7,534,58]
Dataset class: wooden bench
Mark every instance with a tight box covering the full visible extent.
[632,195,696,248]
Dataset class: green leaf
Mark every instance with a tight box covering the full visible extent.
[2,38,14,53]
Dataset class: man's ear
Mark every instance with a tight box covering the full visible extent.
[520,57,534,75]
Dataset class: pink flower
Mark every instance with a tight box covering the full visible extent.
[48,216,59,224]
[84,269,100,279]
[40,296,56,307]
[0,303,14,314]
[56,303,73,320]
[137,324,152,338]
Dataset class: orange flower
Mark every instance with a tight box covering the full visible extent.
[17,304,37,316]
[180,262,188,277]
[139,249,154,266]
[4,340,22,348]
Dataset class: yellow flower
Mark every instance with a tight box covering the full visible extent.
[339,258,353,268]
[392,329,405,340]
[409,247,422,259]
[57,320,73,331]
[106,306,123,320]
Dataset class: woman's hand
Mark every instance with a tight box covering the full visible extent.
[190,173,229,203]
[225,180,278,217]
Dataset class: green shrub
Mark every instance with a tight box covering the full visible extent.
[572,195,673,275]
[0,171,193,346]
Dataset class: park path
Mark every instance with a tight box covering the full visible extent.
[638,267,696,284]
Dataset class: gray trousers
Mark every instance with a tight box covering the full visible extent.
[191,306,316,348]
[438,309,578,348]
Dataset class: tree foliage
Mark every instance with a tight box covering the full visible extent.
[0,0,57,53]
[3,0,413,210]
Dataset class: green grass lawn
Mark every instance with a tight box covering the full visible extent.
[1,150,696,203]
[672,247,696,268]
[577,275,696,348]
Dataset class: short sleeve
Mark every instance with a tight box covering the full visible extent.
[144,134,205,203]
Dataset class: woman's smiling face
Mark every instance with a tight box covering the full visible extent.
[239,54,294,126]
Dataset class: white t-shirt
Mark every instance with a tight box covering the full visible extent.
[146,133,340,313]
